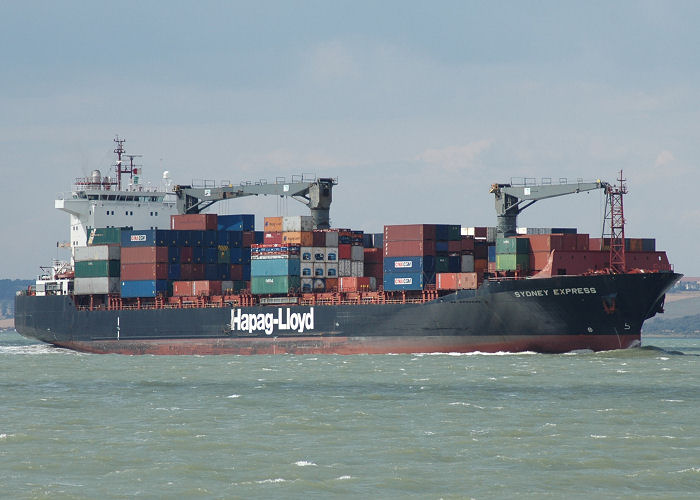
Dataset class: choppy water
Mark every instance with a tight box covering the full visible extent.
[1,331,699,499]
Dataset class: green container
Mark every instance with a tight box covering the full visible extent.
[88,228,122,246]
[496,254,530,271]
[75,260,121,278]
[496,237,530,254]
[447,224,462,241]
[251,275,300,295]
[435,255,450,272]
[218,249,231,264]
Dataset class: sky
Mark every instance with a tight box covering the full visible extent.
[1,1,699,278]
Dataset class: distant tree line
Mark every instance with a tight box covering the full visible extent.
[643,314,700,335]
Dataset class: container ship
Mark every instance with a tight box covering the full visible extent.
[14,138,681,355]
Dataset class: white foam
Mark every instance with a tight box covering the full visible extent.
[256,478,286,484]
[335,475,353,480]
[294,461,317,467]
[227,394,240,399]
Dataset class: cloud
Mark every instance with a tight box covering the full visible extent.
[417,140,493,172]
[302,41,360,84]
[655,150,674,167]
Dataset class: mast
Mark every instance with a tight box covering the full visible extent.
[604,170,627,273]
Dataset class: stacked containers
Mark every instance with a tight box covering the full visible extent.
[120,229,174,298]
[299,227,365,292]
[383,224,462,291]
[250,244,301,294]
[495,237,531,272]
[73,244,121,295]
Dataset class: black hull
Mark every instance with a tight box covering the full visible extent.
[14,272,681,355]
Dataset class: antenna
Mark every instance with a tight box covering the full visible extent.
[603,170,627,273]
[113,136,143,190]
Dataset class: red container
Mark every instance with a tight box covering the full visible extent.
[460,236,475,252]
[338,244,352,260]
[589,238,603,251]
[312,230,326,246]
[448,240,462,253]
[364,248,383,263]
[363,263,384,280]
[473,241,489,259]
[180,246,193,263]
[180,264,193,280]
[576,234,590,251]
[230,264,243,280]
[525,234,563,252]
[384,224,436,242]
[121,246,169,264]
[627,251,671,271]
[436,272,478,290]
[325,278,339,291]
[561,234,578,251]
[242,231,255,247]
[170,214,218,231]
[120,263,169,280]
[173,281,194,297]
[384,240,436,257]
[191,263,205,279]
[339,277,376,292]
[192,280,222,296]
[263,231,284,244]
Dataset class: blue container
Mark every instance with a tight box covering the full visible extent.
[218,214,255,231]
[242,264,251,281]
[254,231,264,244]
[218,263,231,280]
[121,230,171,247]
[227,231,243,248]
[383,272,425,291]
[436,241,449,253]
[204,247,218,264]
[203,230,217,248]
[204,263,218,280]
[448,255,461,272]
[168,246,180,264]
[362,233,373,248]
[251,257,300,277]
[435,224,449,241]
[120,280,169,298]
[192,247,204,264]
[383,256,435,274]
[191,230,205,247]
[372,233,383,249]
[177,230,192,247]
[168,263,181,280]
[488,245,496,263]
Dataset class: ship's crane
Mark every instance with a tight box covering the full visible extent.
[174,177,338,229]
[490,178,610,237]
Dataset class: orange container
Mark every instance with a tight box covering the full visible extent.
[264,217,283,232]
[282,231,313,246]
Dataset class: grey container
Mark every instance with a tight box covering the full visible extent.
[74,277,121,295]
[74,245,121,262]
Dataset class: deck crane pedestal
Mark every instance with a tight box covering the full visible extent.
[490,179,610,237]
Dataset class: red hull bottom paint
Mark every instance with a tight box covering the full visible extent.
[55,334,642,355]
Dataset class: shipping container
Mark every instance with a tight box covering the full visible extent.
[282,216,314,232]
[363,262,384,281]
[384,224,436,241]
[496,237,531,254]
[324,230,339,247]
[120,262,169,280]
[312,231,326,246]
[436,272,478,290]
[339,244,352,260]
[192,280,222,296]
[251,257,301,277]
[339,277,377,292]
[301,278,314,293]
[87,227,121,246]
[312,247,326,261]
[487,245,496,263]
[74,245,121,262]
[326,278,339,291]
[264,216,283,232]
[300,262,314,277]
[383,272,425,291]
[461,236,475,252]
[170,214,218,231]
[300,247,313,262]
[383,256,435,273]
[282,231,313,246]
[217,214,255,231]
[364,248,383,264]
[384,240,436,257]
[351,261,364,277]
[313,278,326,291]
[351,245,364,262]
[121,229,171,247]
[173,281,194,297]
[168,263,181,280]
[74,260,121,278]
[496,254,530,272]
[435,256,450,273]
[73,277,121,295]
[461,254,475,272]
[313,263,326,278]
[179,246,193,263]
[326,262,338,277]
[120,280,170,298]
[263,232,284,244]
[250,275,301,295]
[326,247,338,261]
[121,246,169,264]
[338,259,352,277]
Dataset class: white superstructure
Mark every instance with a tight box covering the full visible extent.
[55,137,179,253]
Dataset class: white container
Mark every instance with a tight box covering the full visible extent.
[300,246,313,261]
[73,277,121,295]
[326,262,338,278]
[300,262,314,277]
[74,245,121,262]
[312,247,326,261]
[313,262,326,278]
[351,246,364,262]
[461,254,475,272]
[351,261,364,277]
[338,259,352,277]
[325,247,338,262]
[301,278,314,293]
[313,278,326,291]
[282,215,313,232]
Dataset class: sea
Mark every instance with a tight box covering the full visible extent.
[1,331,698,499]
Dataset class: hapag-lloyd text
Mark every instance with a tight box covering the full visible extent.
[231,307,315,335]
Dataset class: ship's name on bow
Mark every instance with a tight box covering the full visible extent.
[513,287,597,298]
